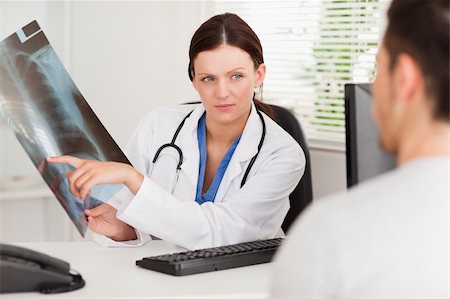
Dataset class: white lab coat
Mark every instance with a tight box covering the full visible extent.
[95,102,305,250]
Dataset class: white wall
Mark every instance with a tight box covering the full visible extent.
[310,148,346,199]
[0,1,346,197]
[69,1,201,148]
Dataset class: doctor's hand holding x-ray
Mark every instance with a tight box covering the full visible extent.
[47,155,142,241]
[48,13,305,250]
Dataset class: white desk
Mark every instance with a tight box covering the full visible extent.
[2,241,273,298]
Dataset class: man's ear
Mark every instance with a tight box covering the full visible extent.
[393,54,423,103]
[255,63,266,87]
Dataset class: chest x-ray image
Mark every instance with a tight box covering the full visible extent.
[0,20,130,237]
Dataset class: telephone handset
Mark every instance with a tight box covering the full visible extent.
[0,243,85,294]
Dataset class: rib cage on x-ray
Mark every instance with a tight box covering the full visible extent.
[0,21,130,236]
[0,46,102,163]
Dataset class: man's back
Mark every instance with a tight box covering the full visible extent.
[272,157,449,298]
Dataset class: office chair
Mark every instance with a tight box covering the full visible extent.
[268,104,313,233]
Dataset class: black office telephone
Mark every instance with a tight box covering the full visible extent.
[0,243,85,294]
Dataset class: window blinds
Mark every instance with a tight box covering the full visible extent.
[204,0,389,150]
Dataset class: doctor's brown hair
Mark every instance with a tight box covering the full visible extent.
[188,13,274,119]
[384,0,449,121]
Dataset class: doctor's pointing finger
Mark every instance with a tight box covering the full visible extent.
[47,156,143,200]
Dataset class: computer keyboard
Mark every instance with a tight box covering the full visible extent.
[136,238,284,276]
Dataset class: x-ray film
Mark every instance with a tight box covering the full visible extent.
[0,21,130,237]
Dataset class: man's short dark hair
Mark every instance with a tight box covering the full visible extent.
[385,0,449,121]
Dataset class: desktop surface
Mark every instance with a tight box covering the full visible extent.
[1,241,272,298]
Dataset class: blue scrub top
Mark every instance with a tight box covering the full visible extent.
[195,113,241,205]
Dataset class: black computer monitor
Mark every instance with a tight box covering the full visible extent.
[344,83,396,188]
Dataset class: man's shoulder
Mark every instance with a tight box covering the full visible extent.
[287,167,406,243]
[312,169,401,215]
[295,157,449,236]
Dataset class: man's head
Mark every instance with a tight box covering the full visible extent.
[373,0,449,153]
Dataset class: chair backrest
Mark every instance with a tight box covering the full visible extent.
[268,104,313,233]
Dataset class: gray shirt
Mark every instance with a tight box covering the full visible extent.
[271,157,449,299]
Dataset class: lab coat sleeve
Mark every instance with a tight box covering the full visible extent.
[98,111,156,211]
[116,133,305,250]
[92,229,152,247]
[92,186,153,247]
[91,112,158,247]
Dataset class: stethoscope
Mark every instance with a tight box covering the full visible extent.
[149,107,267,193]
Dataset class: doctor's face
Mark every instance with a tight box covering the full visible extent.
[192,44,265,128]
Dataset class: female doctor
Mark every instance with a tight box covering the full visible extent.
[48,13,305,250]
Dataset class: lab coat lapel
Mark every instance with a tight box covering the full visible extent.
[214,103,262,202]
[177,105,205,188]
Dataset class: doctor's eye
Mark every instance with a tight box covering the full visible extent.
[231,73,243,80]
[201,76,214,82]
